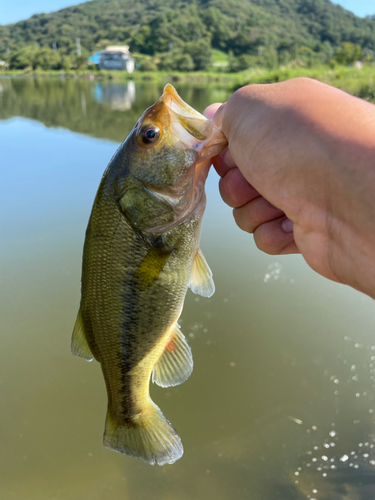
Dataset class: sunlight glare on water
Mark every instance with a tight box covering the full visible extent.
[1,78,375,499]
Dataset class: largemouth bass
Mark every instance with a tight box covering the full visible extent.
[71,84,227,466]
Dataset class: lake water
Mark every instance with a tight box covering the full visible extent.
[1,77,375,500]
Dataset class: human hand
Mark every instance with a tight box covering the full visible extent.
[205,78,375,299]
[202,121,298,256]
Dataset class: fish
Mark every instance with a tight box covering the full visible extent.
[71,84,227,466]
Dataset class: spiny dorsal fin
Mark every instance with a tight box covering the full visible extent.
[152,324,193,387]
[71,310,94,362]
[189,248,215,298]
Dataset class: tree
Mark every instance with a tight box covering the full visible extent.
[33,47,62,70]
[9,45,39,69]
[157,50,194,71]
[2,0,375,72]
[174,53,194,71]
[185,39,212,71]
[334,42,362,65]
[228,52,253,72]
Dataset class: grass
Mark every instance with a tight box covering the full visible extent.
[0,66,239,83]
[211,49,229,65]
[232,64,375,100]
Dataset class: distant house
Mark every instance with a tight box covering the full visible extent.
[88,52,101,65]
[97,46,134,72]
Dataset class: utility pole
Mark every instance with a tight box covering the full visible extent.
[76,37,81,57]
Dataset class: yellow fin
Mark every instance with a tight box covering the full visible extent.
[134,244,173,290]
[152,324,193,388]
[71,310,93,362]
[103,402,183,466]
[189,248,215,298]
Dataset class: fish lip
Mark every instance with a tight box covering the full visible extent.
[161,84,228,160]
[160,84,214,143]
[161,84,206,121]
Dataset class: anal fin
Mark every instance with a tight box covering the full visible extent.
[189,248,215,298]
[71,310,94,362]
[152,324,193,387]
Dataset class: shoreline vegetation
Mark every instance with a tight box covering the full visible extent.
[1,0,374,100]
[1,64,375,101]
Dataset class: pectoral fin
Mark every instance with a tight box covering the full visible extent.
[71,310,94,362]
[152,324,193,387]
[134,243,173,290]
[189,248,215,298]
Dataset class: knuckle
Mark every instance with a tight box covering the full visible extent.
[219,177,233,206]
[233,208,255,233]
[254,224,283,255]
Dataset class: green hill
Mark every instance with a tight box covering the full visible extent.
[0,0,374,69]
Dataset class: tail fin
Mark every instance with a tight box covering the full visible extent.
[103,403,183,466]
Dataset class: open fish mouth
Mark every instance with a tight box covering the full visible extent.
[161,84,227,161]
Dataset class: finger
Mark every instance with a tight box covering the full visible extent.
[212,148,237,178]
[233,196,285,233]
[253,217,300,255]
[203,102,222,120]
[204,103,232,177]
[219,168,260,208]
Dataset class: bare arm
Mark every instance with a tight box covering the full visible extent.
[205,78,375,299]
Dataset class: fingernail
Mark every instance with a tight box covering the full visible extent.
[281,218,293,233]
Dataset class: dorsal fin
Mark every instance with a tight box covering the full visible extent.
[71,310,94,362]
[152,324,193,387]
[189,248,215,298]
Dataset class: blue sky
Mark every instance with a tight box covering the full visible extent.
[0,0,374,25]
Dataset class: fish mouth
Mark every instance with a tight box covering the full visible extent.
[161,84,227,161]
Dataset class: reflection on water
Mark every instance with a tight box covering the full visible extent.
[0,78,230,142]
[1,78,375,500]
[92,81,136,111]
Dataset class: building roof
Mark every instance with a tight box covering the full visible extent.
[100,45,130,55]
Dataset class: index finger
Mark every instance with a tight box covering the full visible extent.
[211,147,237,178]
[204,103,236,178]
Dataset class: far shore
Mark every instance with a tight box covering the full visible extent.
[1,64,374,101]
[0,68,238,83]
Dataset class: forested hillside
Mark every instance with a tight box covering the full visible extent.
[1,0,374,70]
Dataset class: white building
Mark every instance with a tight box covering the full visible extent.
[98,46,135,72]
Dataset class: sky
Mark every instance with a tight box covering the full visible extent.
[0,0,374,25]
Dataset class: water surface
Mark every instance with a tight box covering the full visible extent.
[1,78,375,500]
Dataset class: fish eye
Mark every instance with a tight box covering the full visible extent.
[139,125,160,145]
